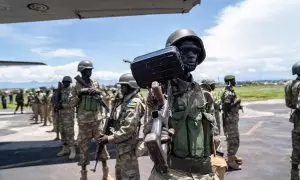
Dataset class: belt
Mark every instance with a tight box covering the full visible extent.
[168,155,212,174]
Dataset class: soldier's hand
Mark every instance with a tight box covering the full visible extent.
[146,89,158,108]
[96,135,109,145]
[161,127,175,143]
[88,88,97,95]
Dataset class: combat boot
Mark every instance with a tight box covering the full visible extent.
[57,145,69,156]
[234,155,243,165]
[80,170,87,180]
[68,146,76,160]
[102,166,114,180]
[227,156,241,170]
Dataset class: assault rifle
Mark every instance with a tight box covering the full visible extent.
[74,75,109,113]
[130,46,185,173]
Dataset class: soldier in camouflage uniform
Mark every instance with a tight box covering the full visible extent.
[56,76,76,159]
[32,89,42,124]
[146,29,219,180]
[220,75,242,170]
[42,89,52,126]
[97,73,144,180]
[70,60,112,180]
[284,62,300,180]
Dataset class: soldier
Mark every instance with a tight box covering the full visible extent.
[42,89,51,126]
[201,79,222,134]
[146,29,219,180]
[284,62,300,180]
[220,75,242,170]
[32,89,42,124]
[56,76,76,159]
[14,89,24,114]
[97,73,144,180]
[70,60,112,180]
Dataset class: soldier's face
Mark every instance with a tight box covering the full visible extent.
[210,84,216,91]
[62,81,71,88]
[121,84,130,96]
[178,41,200,73]
[81,69,92,78]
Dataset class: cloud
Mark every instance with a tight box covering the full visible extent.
[192,0,300,81]
[31,48,87,58]
[0,61,122,83]
[248,68,256,72]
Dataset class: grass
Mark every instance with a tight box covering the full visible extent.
[140,84,285,101]
[0,84,285,110]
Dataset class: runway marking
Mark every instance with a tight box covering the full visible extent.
[242,121,264,136]
[0,160,43,169]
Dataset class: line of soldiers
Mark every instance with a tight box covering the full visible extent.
[34,28,247,180]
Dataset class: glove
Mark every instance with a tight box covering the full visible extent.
[161,127,175,143]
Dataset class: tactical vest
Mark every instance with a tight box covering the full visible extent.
[61,87,71,107]
[170,80,213,159]
[78,81,100,112]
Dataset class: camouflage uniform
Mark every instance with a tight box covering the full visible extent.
[221,85,242,169]
[147,79,217,180]
[70,79,109,165]
[285,71,300,179]
[57,86,76,159]
[212,91,222,135]
[112,91,144,180]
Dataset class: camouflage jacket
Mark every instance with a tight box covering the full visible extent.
[145,77,215,160]
[60,86,74,112]
[113,91,145,155]
[70,78,102,124]
[221,86,240,114]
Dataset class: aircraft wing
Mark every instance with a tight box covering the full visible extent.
[0,0,201,24]
[0,60,46,66]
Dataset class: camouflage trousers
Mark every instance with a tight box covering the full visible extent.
[59,109,75,146]
[215,111,221,135]
[115,150,140,180]
[77,121,109,166]
[224,113,240,156]
[52,111,59,132]
[42,104,51,125]
[148,168,219,180]
[33,103,42,122]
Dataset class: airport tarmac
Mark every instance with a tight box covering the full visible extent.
[0,99,293,180]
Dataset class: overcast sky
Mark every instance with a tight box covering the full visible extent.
[0,0,298,83]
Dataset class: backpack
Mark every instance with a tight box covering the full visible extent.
[284,80,300,109]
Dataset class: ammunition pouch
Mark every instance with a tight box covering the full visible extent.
[168,155,212,174]
[79,88,101,96]
[79,95,99,111]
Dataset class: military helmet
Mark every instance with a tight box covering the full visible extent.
[166,29,206,65]
[78,60,94,72]
[224,75,235,82]
[62,76,72,83]
[117,73,139,89]
[292,62,300,75]
[201,79,216,85]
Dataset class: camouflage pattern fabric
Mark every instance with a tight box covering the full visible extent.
[115,151,140,180]
[70,78,109,166]
[212,91,221,135]
[59,86,75,146]
[146,78,218,179]
[221,86,240,156]
[287,78,300,179]
[113,92,144,179]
